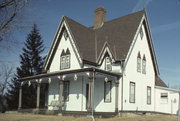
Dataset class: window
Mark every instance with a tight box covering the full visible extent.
[137,52,141,72]
[60,49,71,70]
[63,81,70,101]
[129,82,135,103]
[160,93,168,104]
[140,27,144,39]
[63,29,69,40]
[66,55,70,68]
[142,55,146,74]
[104,81,111,102]
[147,86,151,104]
[105,56,112,71]
[60,56,66,69]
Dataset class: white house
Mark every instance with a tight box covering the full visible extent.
[18,7,180,115]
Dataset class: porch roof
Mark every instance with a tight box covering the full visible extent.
[17,67,121,82]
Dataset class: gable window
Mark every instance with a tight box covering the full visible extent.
[63,29,69,40]
[65,48,70,69]
[147,86,151,104]
[61,56,66,69]
[63,81,70,101]
[140,27,144,39]
[60,49,71,70]
[142,55,146,74]
[160,93,168,104]
[129,82,135,103]
[104,81,111,102]
[105,56,112,71]
[137,52,141,72]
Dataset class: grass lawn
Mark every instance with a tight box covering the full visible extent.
[0,113,177,121]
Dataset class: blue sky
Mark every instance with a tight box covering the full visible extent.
[1,0,180,87]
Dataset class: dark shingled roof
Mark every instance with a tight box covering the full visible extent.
[64,10,145,63]
[155,76,168,87]
[64,17,96,62]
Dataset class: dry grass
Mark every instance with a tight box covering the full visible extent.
[0,113,177,121]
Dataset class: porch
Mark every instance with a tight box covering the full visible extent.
[17,68,121,115]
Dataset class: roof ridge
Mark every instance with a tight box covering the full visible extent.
[64,16,94,32]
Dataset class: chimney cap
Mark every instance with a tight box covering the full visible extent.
[94,6,106,13]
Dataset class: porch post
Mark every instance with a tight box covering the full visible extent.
[18,86,22,110]
[36,83,40,109]
[87,71,94,112]
[59,78,63,112]
[115,79,119,113]
[87,78,92,111]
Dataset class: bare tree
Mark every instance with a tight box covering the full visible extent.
[0,0,28,49]
[0,63,14,96]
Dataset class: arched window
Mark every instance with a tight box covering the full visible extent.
[137,52,141,72]
[142,55,146,74]
[65,48,70,69]
[60,48,71,70]
[104,53,112,71]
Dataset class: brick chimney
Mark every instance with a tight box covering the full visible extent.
[94,6,106,29]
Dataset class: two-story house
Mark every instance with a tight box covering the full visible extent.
[18,7,180,116]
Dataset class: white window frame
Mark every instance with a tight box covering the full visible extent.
[137,53,141,72]
[105,56,112,71]
[160,93,168,104]
[142,56,146,74]
[60,56,66,70]
[65,55,70,69]
[104,81,111,102]
[60,53,70,70]
[147,86,151,105]
[129,82,135,103]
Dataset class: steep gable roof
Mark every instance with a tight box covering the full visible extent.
[44,10,160,75]
[63,10,144,63]
[64,17,96,63]
[94,10,144,61]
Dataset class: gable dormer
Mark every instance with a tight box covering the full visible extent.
[43,18,83,72]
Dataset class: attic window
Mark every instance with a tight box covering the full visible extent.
[142,55,146,74]
[60,48,71,70]
[140,27,144,39]
[137,52,141,72]
[105,56,112,71]
[63,29,69,40]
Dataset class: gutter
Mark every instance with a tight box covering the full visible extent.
[155,86,180,92]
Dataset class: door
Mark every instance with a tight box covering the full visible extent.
[86,84,89,109]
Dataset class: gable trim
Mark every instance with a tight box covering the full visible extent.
[143,11,160,75]
[43,16,65,71]
[43,17,82,71]
[97,42,115,65]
